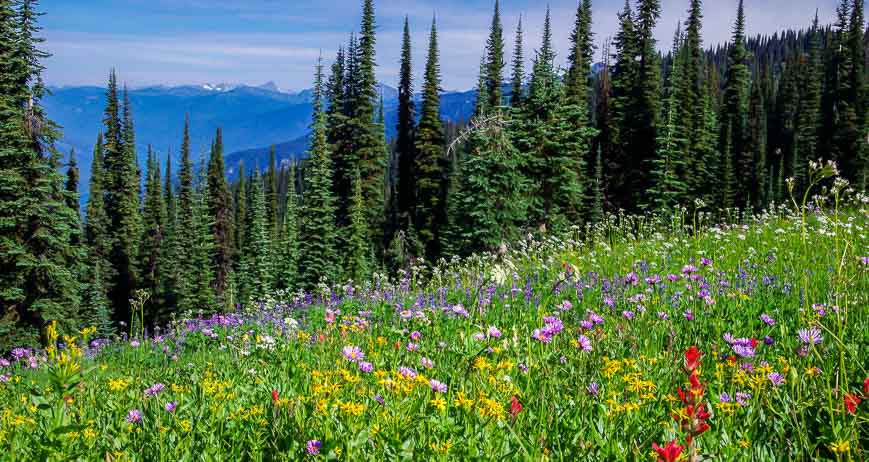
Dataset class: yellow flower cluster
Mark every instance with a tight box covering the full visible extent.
[335,400,365,417]
[476,394,504,420]
[108,378,132,393]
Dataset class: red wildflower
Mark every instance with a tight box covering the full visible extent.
[727,356,737,365]
[652,440,684,462]
[271,389,280,403]
[844,393,860,414]
[510,395,523,421]
[750,338,758,348]
[863,377,869,396]
[684,346,701,373]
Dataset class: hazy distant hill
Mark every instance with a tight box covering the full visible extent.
[44,82,477,195]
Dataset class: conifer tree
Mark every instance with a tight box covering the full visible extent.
[510,16,525,107]
[483,0,505,110]
[347,170,373,281]
[795,12,822,190]
[187,155,216,312]
[65,150,79,215]
[266,145,279,245]
[720,0,751,206]
[414,18,447,261]
[720,122,736,208]
[634,0,662,178]
[0,0,83,346]
[608,0,641,210]
[679,0,708,195]
[474,58,490,117]
[589,146,605,224]
[650,27,688,210]
[102,72,141,324]
[139,146,165,324]
[207,128,233,298]
[172,115,197,312]
[567,0,594,106]
[276,161,300,290]
[395,16,416,227]
[299,57,339,288]
[233,161,246,268]
[747,78,768,207]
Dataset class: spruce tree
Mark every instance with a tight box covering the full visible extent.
[207,128,233,299]
[65,149,79,215]
[276,161,300,290]
[678,0,709,196]
[173,115,197,312]
[395,17,416,228]
[298,57,338,289]
[347,170,373,281]
[567,0,594,106]
[589,146,605,224]
[795,12,822,190]
[483,0,505,110]
[414,18,447,261]
[188,154,217,312]
[0,0,83,346]
[139,146,165,324]
[102,72,141,325]
[608,0,641,210]
[510,16,525,107]
[266,145,279,245]
[720,0,751,206]
[747,78,768,207]
[233,161,246,268]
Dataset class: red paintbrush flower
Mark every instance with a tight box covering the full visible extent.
[684,346,701,373]
[652,440,684,462]
[863,377,869,396]
[510,395,523,421]
[844,393,860,414]
[271,389,280,403]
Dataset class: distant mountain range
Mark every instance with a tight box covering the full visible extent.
[44,81,478,195]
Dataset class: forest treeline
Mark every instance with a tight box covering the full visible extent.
[0,0,866,349]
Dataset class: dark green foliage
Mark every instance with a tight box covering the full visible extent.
[299,59,338,289]
[65,150,79,215]
[207,128,233,298]
[347,170,373,281]
[395,17,416,228]
[103,75,141,325]
[171,115,199,312]
[275,161,299,290]
[233,161,246,268]
[187,155,217,313]
[588,146,605,224]
[265,145,279,245]
[414,19,448,261]
[483,0,505,110]
[139,146,166,324]
[0,0,83,347]
[566,0,594,105]
[747,78,768,207]
[720,0,751,205]
[510,16,525,107]
[239,168,271,302]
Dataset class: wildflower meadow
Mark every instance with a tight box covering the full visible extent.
[2,185,868,461]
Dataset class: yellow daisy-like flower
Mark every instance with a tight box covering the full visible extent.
[828,440,850,454]
[430,398,447,412]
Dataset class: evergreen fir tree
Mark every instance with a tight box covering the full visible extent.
[139,145,165,324]
[720,0,751,206]
[747,78,768,207]
[233,161,246,268]
[276,161,300,290]
[266,145,279,245]
[510,16,525,107]
[678,0,709,196]
[831,0,860,181]
[0,0,83,346]
[395,16,416,228]
[483,0,505,110]
[414,18,447,261]
[347,170,373,281]
[299,57,339,288]
[102,72,141,325]
[795,12,822,189]
[188,154,217,312]
[589,146,605,224]
[173,115,197,312]
[207,127,233,299]
[566,0,594,106]
[64,149,79,215]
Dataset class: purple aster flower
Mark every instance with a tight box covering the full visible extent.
[577,335,593,352]
[0,358,10,368]
[126,409,143,424]
[812,304,827,318]
[429,379,447,393]
[358,361,374,373]
[532,329,552,343]
[682,265,698,275]
[703,296,716,306]
[559,355,568,364]
[130,340,140,348]
[798,327,823,345]
[625,272,639,285]
[374,394,386,406]
[657,311,669,321]
[719,392,732,403]
[732,344,756,358]
[735,392,752,406]
[473,332,486,342]
[306,440,322,455]
[667,273,681,282]
[760,314,775,326]
[859,256,869,265]
[700,258,713,267]
[420,357,434,369]
[684,310,695,321]
[399,310,413,321]
[410,331,421,341]
[518,363,528,373]
[342,345,365,362]
[487,326,502,338]
[398,367,416,379]
[144,383,165,397]
[406,342,419,352]
[580,320,594,330]
[603,296,615,307]
[557,300,573,311]
[768,372,785,387]
[622,310,635,320]
[764,336,774,345]
[165,401,177,413]
[645,274,662,285]
[589,312,604,325]
[586,382,600,396]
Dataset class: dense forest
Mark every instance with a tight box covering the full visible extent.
[0,0,866,350]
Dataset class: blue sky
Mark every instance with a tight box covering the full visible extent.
[42,0,844,92]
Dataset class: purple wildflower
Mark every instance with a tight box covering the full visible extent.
[429,379,447,393]
[126,409,143,424]
[487,326,502,338]
[359,361,374,373]
[532,329,552,343]
[518,363,528,373]
[622,310,635,320]
[144,383,165,397]
[420,357,434,369]
[406,342,419,352]
[374,394,385,406]
[657,311,669,321]
[580,320,594,330]
[342,345,365,362]
[398,367,416,379]
[410,331,421,341]
[760,314,775,326]
[588,312,604,325]
[768,372,785,387]
[684,310,695,321]
[165,401,177,413]
[306,440,322,455]
[586,382,600,396]
[578,335,593,352]
[798,327,823,345]
[719,392,732,403]
[764,336,774,345]
[735,392,752,406]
